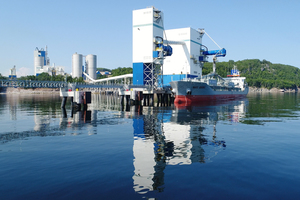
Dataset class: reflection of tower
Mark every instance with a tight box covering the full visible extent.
[163,124,193,165]
[132,109,167,194]
[34,112,51,131]
[6,95,18,121]
[59,109,97,135]
[231,101,247,122]
[133,115,156,194]
[132,100,247,195]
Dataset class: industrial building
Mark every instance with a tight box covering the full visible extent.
[132,7,219,87]
[72,53,97,80]
[34,46,65,76]
[9,65,17,79]
[163,27,204,82]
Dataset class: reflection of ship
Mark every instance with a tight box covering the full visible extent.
[170,67,248,105]
[132,99,247,196]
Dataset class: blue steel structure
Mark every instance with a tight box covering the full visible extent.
[202,48,226,57]
[133,43,173,87]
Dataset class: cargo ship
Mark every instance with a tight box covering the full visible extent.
[170,66,248,105]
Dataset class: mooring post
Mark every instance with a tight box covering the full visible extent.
[120,95,124,106]
[165,93,169,106]
[145,94,149,106]
[143,94,147,106]
[62,107,67,118]
[150,94,154,106]
[83,104,87,111]
[157,93,161,104]
[161,93,165,105]
[125,95,130,106]
[61,97,67,108]
[170,94,174,105]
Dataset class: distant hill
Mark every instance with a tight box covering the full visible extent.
[203,59,300,89]
[111,67,132,77]
[96,68,111,72]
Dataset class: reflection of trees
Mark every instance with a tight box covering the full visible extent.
[242,93,299,125]
[5,94,62,116]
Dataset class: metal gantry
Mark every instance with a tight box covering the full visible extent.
[143,62,163,89]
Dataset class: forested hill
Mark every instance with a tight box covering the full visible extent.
[203,59,300,89]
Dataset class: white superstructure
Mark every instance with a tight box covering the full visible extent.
[164,28,203,78]
[132,7,164,64]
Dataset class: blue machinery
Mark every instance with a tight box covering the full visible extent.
[133,36,173,89]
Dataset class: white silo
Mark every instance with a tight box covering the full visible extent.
[34,55,44,68]
[72,53,83,78]
[34,47,46,75]
[86,54,97,80]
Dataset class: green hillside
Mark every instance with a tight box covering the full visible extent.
[203,59,300,89]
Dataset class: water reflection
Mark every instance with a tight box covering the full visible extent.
[131,99,247,194]
[1,93,300,199]
[1,94,102,142]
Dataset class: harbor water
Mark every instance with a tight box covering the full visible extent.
[0,93,300,199]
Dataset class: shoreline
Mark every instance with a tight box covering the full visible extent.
[0,87,60,94]
[248,87,298,93]
[0,86,298,94]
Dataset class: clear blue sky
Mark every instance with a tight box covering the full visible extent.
[1,0,299,77]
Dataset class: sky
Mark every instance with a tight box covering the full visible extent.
[1,0,299,77]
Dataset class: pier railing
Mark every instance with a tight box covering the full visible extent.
[0,79,150,90]
[0,79,67,88]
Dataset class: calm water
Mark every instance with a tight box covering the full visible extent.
[0,93,300,199]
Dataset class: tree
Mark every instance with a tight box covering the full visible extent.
[52,75,65,81]
[111,67,133,76]
[36,73,51,81]
[0,73,7,80]
[202,59,300,89]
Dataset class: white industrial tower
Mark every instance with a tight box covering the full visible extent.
[132,7,172,88]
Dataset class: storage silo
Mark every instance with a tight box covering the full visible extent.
[34,48,46,75]
[72,53,83,78]
[34,56,44,68]
[86,54,97,80]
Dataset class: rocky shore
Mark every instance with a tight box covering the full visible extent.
[0,87,60,94]
[249,87,298,93]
